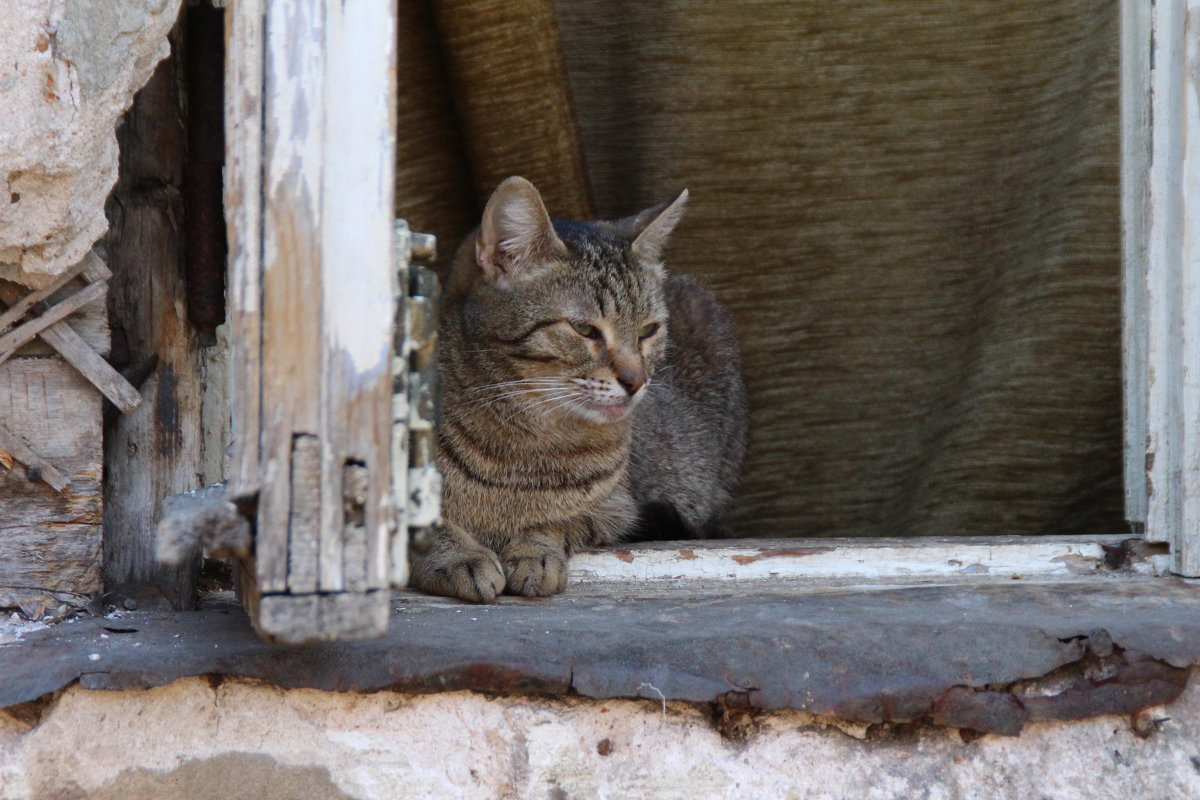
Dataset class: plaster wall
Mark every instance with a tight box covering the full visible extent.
[1,676,1198,800]
[0,0,180,287]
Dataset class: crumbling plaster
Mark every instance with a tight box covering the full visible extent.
[1,676,1198,799]
[0,0,181,287]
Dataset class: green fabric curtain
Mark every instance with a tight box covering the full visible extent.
[396,0,1124,539]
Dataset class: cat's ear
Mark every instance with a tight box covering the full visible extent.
[625,189,689,266]
[476,177,566,289]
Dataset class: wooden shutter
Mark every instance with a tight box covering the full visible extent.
[225,0,399,641]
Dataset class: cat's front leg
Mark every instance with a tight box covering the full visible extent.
[500,532,569,598]
[410,521,506,603]
[501,491,636,597]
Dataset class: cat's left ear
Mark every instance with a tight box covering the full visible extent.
[624,189,689,267]
[476,176,567,290]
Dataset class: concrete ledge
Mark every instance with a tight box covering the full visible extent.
[2,579,1199,736]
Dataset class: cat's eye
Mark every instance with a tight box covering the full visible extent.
[569,320,602,340]
[638,322,660,340]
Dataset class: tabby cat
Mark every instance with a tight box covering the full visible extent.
[411,177,747,601]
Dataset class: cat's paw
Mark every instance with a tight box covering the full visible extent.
[412,545,506,603]
[500,538,569,597]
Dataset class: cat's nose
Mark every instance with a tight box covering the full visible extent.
[616,367,646,396]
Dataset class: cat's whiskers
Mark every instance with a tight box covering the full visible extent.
[460,378,565,395]
[459,386,571,413]
[496,390,581,426]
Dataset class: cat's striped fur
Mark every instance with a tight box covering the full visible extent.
[410,177,747,601]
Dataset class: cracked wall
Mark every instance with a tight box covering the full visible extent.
[1,676,1199,799]
[0,0,180,287]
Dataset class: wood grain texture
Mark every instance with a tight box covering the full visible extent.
[257,0,325,594]
[0,264,139,412]
[225,0,264,498]
[1142,0,1200,576]
[1120,0,1151,526]
[0,280,108,364]
[0,357,103,614]
[103,34,205,610]
[0,421,71,491]
[227,0,396,636]
[318,0,396,592]
[0,254,97,335]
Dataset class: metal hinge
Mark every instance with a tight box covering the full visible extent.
[391,220,442,586]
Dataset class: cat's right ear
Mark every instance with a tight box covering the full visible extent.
[476,177,566,290]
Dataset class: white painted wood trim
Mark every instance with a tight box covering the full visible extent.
[225,0,397,639]
[1142,0,1200,576]
[1121,0,1151,525]
[571,536,1163,585]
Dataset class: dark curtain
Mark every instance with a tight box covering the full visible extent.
[396,0,1124,539]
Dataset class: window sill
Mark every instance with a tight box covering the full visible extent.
[3,542,1198,737]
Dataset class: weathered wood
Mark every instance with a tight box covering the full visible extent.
[0,280,108,364]
[571,535,1162,586]
[0,356,102,617]
[342,462,370,591]
[0,421,71,491]
[1143,0,1200,576]
[0,278,139,412]
[255,0,324,594]
[287,434,321,592]
[226,0,396,641]
[224,0,264,497]
[103,29,205,610]
[1120,0,1150,529]
[0,254,101,335]
[256,591,391,644]
[317,0,398,594]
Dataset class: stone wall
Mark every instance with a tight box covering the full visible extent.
[1,676,1198,799]
[0,0,180,288]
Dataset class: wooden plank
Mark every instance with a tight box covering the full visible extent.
[225,0,396,638]
[0,357,103,616]
[225,0,264,497]
[23,315,139,413]
[256,0,326,594]
[0,276,139,412]
[1180,0,1200,577]
[256,591,390,644]
[0,421,71,491]
[318,0,397,592]
[571,535,1161,586]
[1120,0,1151,526]
[103,31,205,610]
[0,280,107,364]
[1143,0,1200,577]
[287,434,320,592]
[0,255,97,335]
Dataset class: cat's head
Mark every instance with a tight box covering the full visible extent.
[453,176,687,425]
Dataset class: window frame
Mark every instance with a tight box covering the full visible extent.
[1122,0,1200,576]
[221,0,1198,643]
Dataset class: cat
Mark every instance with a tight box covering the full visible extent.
[410,176,748,602]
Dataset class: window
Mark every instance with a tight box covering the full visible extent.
[216,0,1199,645]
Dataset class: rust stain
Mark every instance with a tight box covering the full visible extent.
[34,34,49,52]
[611,550,634,563]
[677,549,696,560]
[731,548,822,565]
